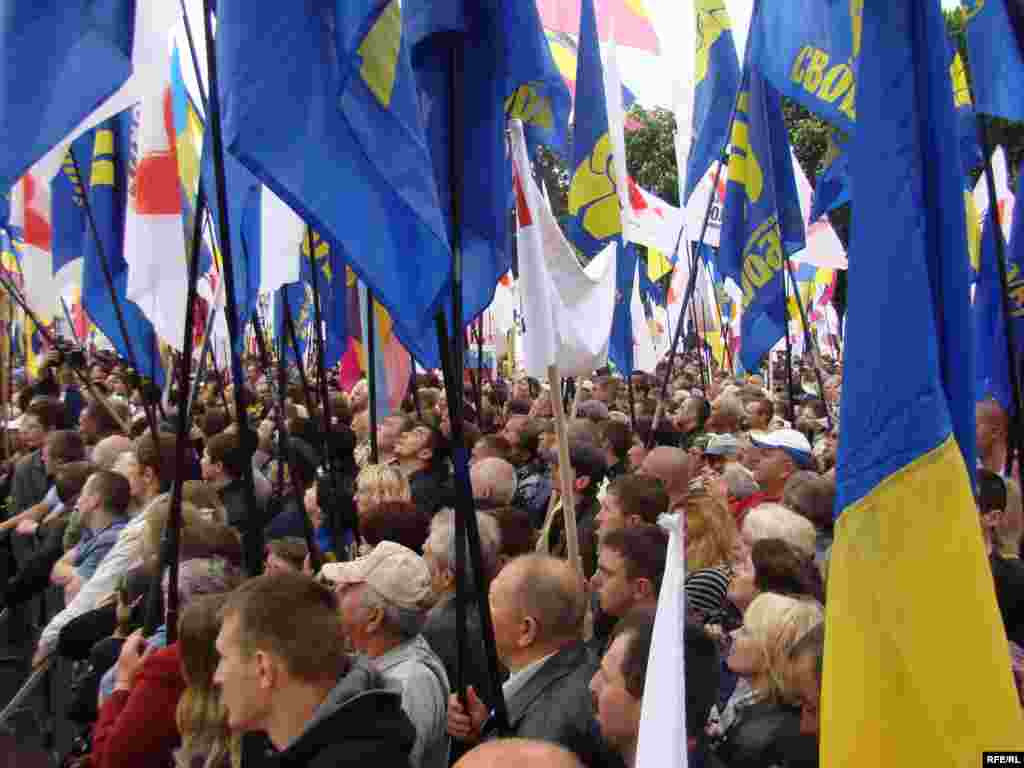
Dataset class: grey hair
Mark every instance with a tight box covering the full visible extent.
[427,508,501,587]
[360,585,426,640]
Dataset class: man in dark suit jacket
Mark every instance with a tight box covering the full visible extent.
[447,555,620,768]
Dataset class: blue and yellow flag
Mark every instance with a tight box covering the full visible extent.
[170,45,213,279]
[565,0,623,260]
[274,281,312,366]
[717,67,805,372]
[81,114,165,387]
[0,1,134,191]
[824,1,1023,763]
[404,0,568,368]
[49,130,96,276]
[500,2,572,158]
[300,229,348,368]
[684,0,741,206]
[964,0,1024,123]
[749,0,859,134]
[218,0,451,361]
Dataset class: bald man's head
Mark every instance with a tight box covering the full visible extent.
[454,739,583,768]
[638,446,692,500]
[470,457,517,506]
[492,554,586,646]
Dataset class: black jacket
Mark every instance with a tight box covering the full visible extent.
[243,659,416,768]
[220,478,271,576]
[484,643,621,768]
[714,698,818,768]
[11,449,48,515]
[408,469,452,520]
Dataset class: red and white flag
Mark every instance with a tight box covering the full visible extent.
[125,74,189,350]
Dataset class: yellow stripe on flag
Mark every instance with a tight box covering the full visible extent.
[824,435,1023,765]
[647,247,673,282]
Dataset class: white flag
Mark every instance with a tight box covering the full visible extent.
[510,121,616,379]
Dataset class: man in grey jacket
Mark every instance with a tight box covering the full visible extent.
[325,541,451,768]
[446,555,620,768]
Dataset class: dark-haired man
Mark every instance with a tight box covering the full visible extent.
[395,423,451,519]
[979,469,1024,647]
[216,573,417,767]
[538,440,606,579]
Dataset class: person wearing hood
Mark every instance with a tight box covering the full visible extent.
[324,542,451,768]
[215,572,415,768]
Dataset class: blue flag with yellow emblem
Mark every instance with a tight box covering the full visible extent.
[0,1,134,192]
[749,0,859,134]
[403,0,570,368]
[299,229,348,368]
[823,0,1023,763]
[49,130,96,276]
[80,114,165,387]
[717,66,805,372]
[565,0,622,259]
[275,281,312,366]
[964,0,1024,122]
[217,0,451,358]
[684,0,741,206]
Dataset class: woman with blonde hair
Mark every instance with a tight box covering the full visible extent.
[683,491,739,624]
[175,594,239,768]
[713,593,823,768]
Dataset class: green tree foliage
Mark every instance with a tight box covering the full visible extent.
[623,106,680,204]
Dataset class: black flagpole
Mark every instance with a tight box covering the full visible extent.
[201,0,261,576]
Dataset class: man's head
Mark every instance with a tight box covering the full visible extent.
[264,537,309,575]
[708,393,744,434]
[454,740,582,768]
[592,376,618,405]
[637,446,691,504]
[978,468,1008,546]
[135,431,185,494]
[323,542,433,657]
[745,397,774,432]
[976,399,1009,459]
[214,573,350,742]
[591,525,668,619]
[79,401,123,445]
[590,607,655,755]
[43,429,86,476]
[548,439,607,501]
[393,422,442,472]
[92,434,136,471]
[749,429,814,494]
[377,414,413,457]
[470,457,517,508]
[488,555,585,669]
[599,420,632,468]
[21,398,64,451]
[423,508,502,597]
[596,474,669,540]
[202,430,247,484]
[788,622,825,736]
[80,469,132,528]
[676,396,709,435]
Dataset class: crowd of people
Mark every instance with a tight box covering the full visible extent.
[0,343,1020,768]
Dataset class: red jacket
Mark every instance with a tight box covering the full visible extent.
[91,644,185,768]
